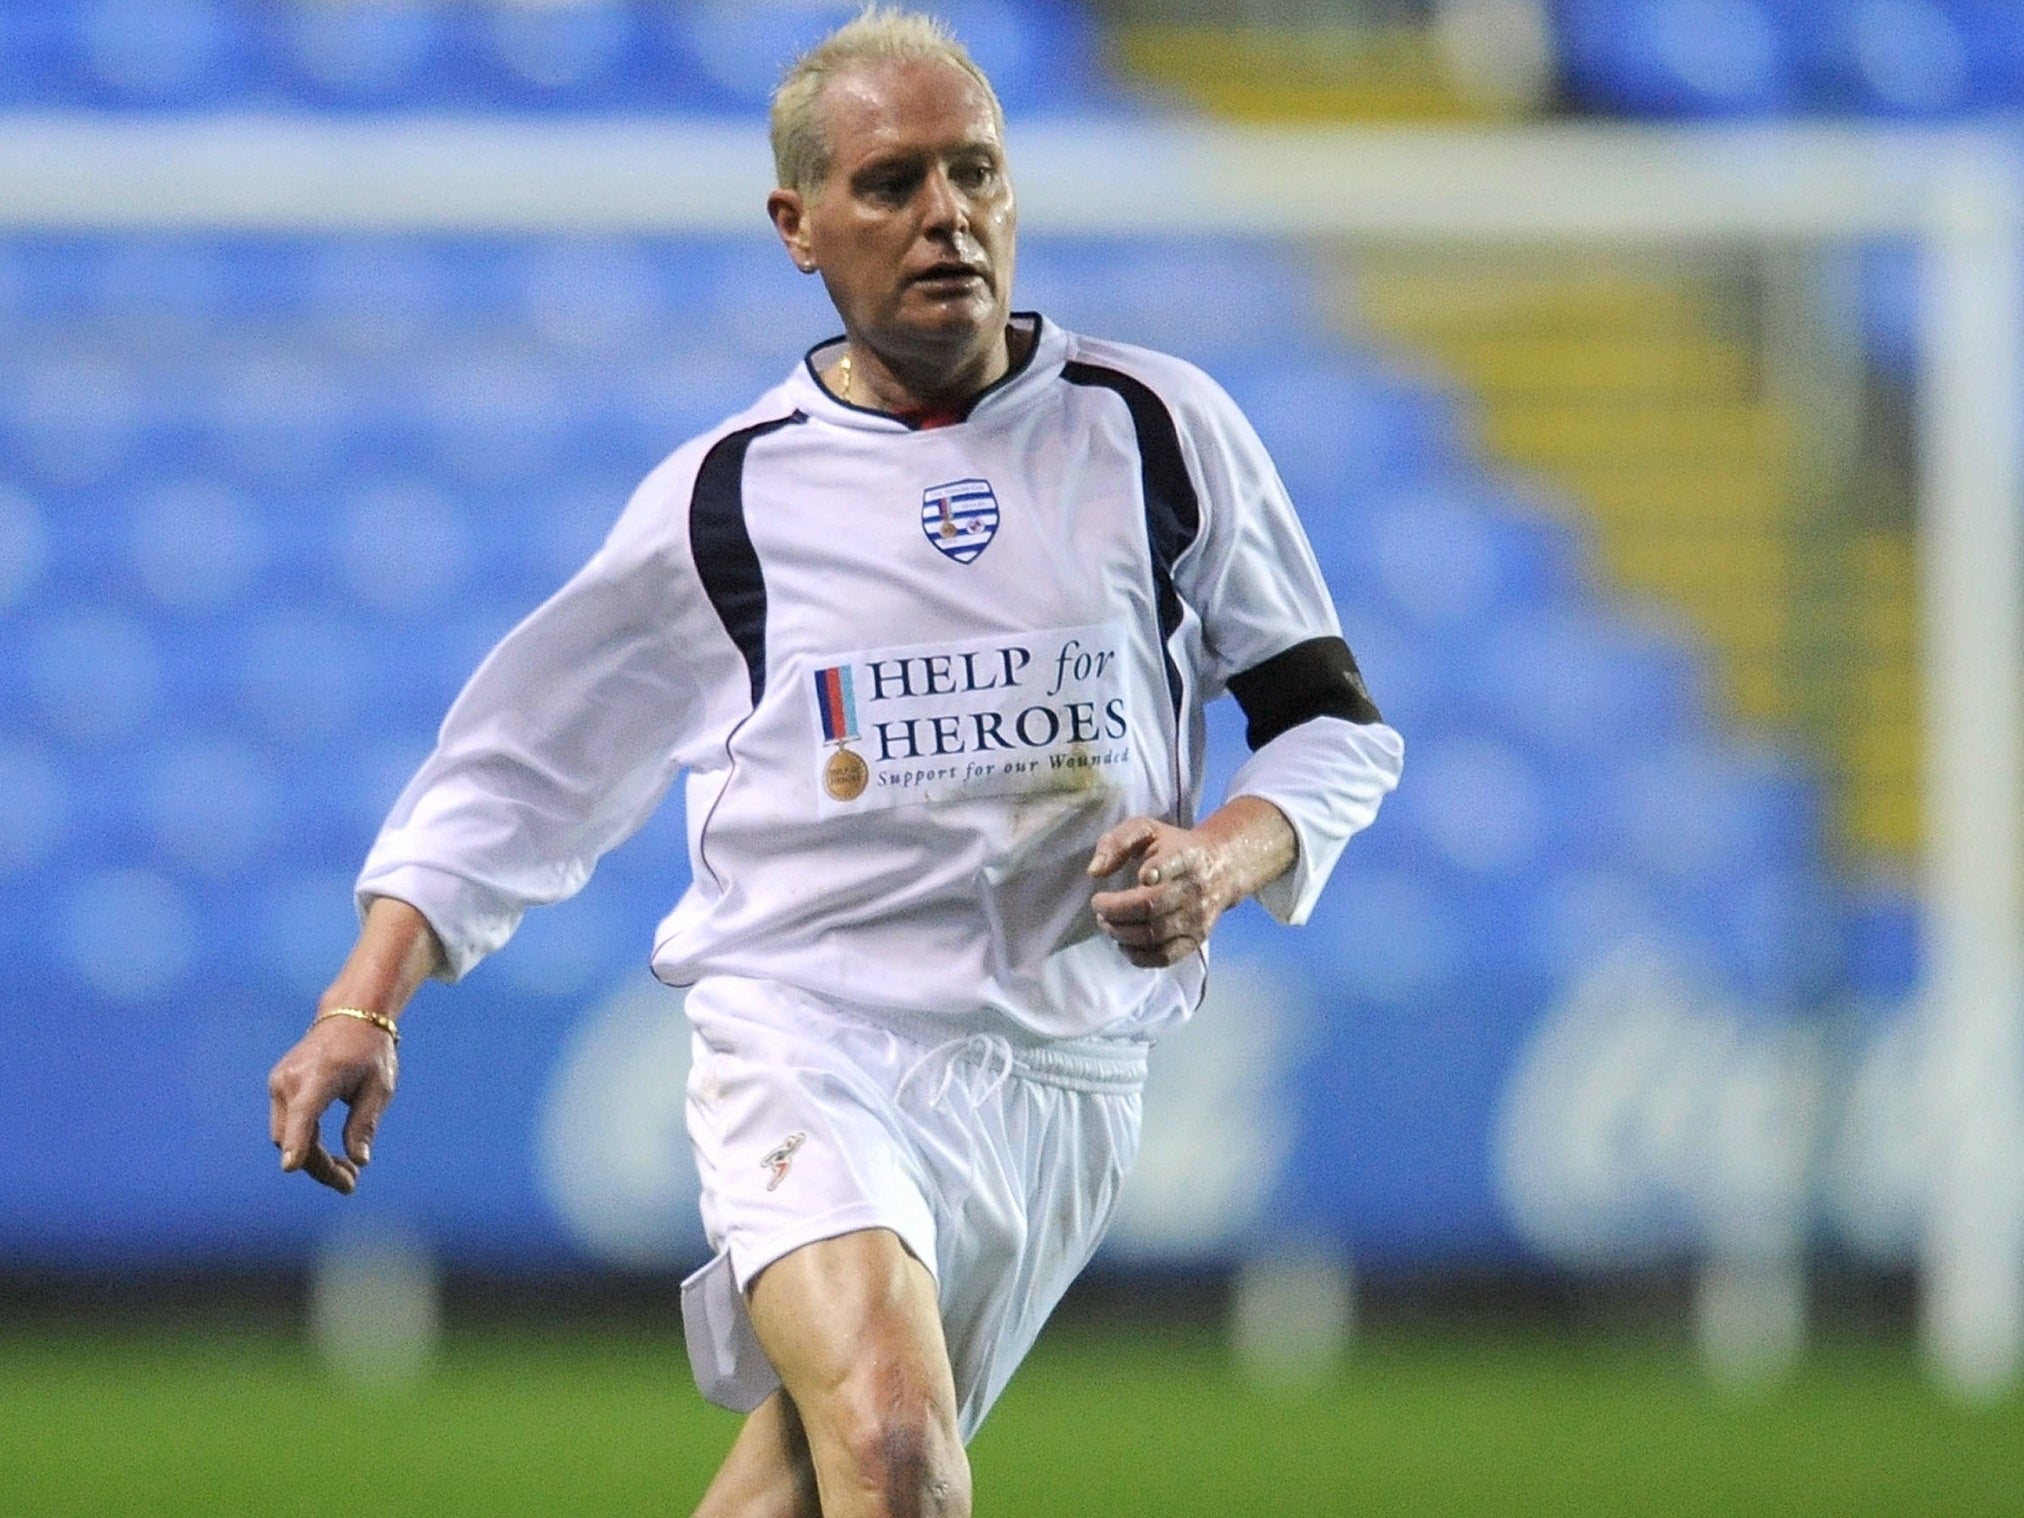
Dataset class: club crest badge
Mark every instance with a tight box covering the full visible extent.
[920,478,999,564]
[812,664,869,801]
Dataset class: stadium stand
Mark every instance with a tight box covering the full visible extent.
[0,0,1119,114]
[0,0,1870,1272]
[1553,0,2024,121]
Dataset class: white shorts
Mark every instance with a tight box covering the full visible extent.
[677,974,1146,1440]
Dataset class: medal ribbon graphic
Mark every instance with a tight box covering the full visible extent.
[814,665,869,801]
[815,664,858,744]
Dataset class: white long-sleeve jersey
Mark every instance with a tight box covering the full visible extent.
[359,316,1403,1045]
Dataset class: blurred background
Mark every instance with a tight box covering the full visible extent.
[4,0,2024,1512]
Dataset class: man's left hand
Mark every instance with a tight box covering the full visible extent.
[1087,799,1295,968]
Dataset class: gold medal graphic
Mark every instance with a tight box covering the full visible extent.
[824,745,869,802]
[814,664,869,802]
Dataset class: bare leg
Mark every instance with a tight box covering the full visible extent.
[742,1228,971,1518]
[693,1392,821,1518]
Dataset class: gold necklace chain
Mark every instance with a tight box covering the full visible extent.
[838,350,853,404]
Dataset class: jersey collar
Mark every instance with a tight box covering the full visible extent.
[792,313,1062,432]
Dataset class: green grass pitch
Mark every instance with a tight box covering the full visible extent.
[3,1318,2019,1515]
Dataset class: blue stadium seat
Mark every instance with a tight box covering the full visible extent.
[1850,239,1919,379]
[496,888,633,998]
[1842,878,1923,1000]
[673,1,891,112]
[234,609,373,744]
[1682,861,1845,1003]
[82,236,229,338]
[200,348,359,486]
[331,733,437,843]
[1221,361,1467,506]
[329,478,476,614]
[360,606,536,730]
[28,742,136,879]
[23,607,165,745]
[1554,0,1799,118]
[1944,0,2024,111]
[1310,482,1582,634]
[124,479,269,615]
[60,865,201,1002]
[1517,862,1694,980]
[0,741,68,882]
[0,882,37,993]
[1298,864,1473,1003]
[0,236,98,329]
[471,0,641,109]
[208,236,305,323]
[1460,603,1704,758]
[937,0,1121,116]
[0,484,49,613]
[480,474,637,591]
[139,736,285,878]
[1555,0,2024,118]
[153,620,250,735]
[415,349,577,483]
[0,0,1121,114]
[691,246,851,360]
[1016,238,1327,366]
[256,869,367,998]
[67,0,254,108]
[301,239,451,354]
[1603,740,1821,881]
[0,241,23,333]
[4,353,142,490]
[1796,0,1975,118]
[668,0,1110,117]
[572,354,740,470]
[268,0,448,108]
[513,238,678,357]
[0,7,49,106]
[1381,731,1552,882]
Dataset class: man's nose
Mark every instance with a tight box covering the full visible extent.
[918,164,967,236]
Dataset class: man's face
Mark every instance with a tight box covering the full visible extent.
[775,56,1016,366]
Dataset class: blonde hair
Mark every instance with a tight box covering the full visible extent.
[770,6,1004,197]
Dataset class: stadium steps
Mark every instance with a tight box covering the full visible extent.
[1839,530,1922,859]
[1427,333,1754,394]
[1105,23,1495,122]
[1338,251,1921,874]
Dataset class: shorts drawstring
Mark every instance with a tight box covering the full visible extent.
[894,1032,1016,1111]
[890,1033,1018,1231]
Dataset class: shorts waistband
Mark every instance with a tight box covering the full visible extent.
[829,998,1149,1096]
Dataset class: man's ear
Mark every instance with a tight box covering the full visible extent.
[768,188,816,273]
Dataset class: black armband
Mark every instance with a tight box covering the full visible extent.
[1226,636,1383,750]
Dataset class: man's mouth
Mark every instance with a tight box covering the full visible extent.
[912,263,986,287]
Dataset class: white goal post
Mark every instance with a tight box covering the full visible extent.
[4,113,2015,1393]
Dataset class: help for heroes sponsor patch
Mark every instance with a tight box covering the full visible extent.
[808,622,1137,815]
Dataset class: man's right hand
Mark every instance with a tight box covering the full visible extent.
[267,1013,398,1195]
[265,895,442,1195]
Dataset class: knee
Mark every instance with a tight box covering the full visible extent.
[829,1378,971,1518]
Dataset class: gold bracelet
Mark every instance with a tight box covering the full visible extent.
[313,1006,401,1046]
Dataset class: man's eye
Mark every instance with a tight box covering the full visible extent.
[861,169,917,201]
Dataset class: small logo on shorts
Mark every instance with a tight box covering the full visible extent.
[761,1132,806,1192]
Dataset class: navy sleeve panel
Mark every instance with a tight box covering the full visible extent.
[1061,359,1201,720]
[1226,635,1383,749]
[689,411,805,708]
